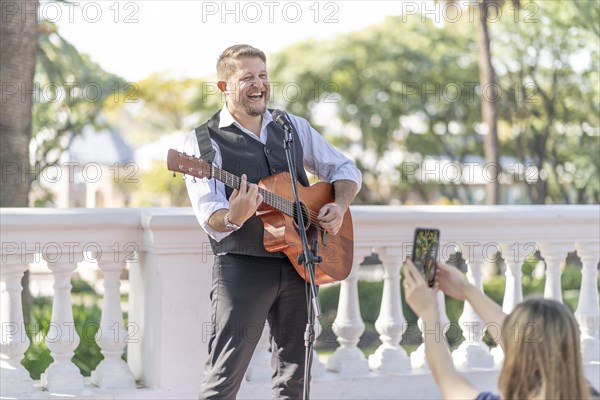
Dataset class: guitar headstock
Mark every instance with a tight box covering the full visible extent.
[167,148,212,180]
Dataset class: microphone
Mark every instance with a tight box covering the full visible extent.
[271,109,295,134]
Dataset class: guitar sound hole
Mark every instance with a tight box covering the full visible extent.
[292,202,311,230]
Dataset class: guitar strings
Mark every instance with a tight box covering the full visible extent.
[184,153,327,228]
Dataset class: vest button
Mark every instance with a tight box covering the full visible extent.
[272,168,277,173]
[265,149,271,154]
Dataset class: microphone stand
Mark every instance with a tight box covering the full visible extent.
[281,121,322,400]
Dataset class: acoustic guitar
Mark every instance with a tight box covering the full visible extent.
[167,148,353,285]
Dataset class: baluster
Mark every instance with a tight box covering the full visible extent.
[311,318,326,377]
[368,248,410,373]
[575,242,600,363]
[410,291,450,369]
[41,251,84,392]
[91,253,135,388]
[326,248,370,375]
[491,242,529,365]
[452,247,493,368]
[539,243,572,302]
[500,242,529,313]
[0,255,34,395]
[245,322,271,381]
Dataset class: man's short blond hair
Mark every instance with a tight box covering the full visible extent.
[216,44,267,82]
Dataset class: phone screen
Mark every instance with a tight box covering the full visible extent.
[411,228,440,288]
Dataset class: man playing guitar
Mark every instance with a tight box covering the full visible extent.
[182,44,362,400]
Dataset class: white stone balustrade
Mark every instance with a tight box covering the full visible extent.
[540,242,574,302]
[0,255,34,395]
[40,253,84,392]
[326,246,370,375]
[369,247,410,373]
[91,253,135,389]
[452,247,495,369]
[1,205,598,399]
[575,242,600,364]
[499,241,527,314]
[311,318,327,377]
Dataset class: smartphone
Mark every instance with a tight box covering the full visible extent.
[411,228,440,288]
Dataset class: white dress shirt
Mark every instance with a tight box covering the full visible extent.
[183,107,362,242]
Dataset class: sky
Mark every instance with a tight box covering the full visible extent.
[51,1,410,82]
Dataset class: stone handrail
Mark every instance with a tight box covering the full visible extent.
[1,205,598,399]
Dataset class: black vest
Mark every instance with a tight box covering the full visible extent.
[196,111,310,258]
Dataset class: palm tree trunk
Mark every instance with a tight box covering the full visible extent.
[477,0,501,204]
[1,0,39,207]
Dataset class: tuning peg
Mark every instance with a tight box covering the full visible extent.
[182,175,186,181]
[192,177,197,183]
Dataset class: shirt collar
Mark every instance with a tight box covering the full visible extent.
[219,106,273,132]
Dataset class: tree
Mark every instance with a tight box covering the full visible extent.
[495,0,599,203]
[30,20,127,205]
[271,16,483,204]
[270,5,598,205]
[443,0,521,204]
[474,0,508,204]
[1,0,39,207]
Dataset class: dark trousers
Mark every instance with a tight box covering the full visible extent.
[199,253,310,400]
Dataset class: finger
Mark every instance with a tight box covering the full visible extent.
[318,205,331,219]
[239,174,247,193]
[319,213,338,224]
[403,279,410,291]
[404,260,423,283]
[256,192,263,205]
[403,259,417,278]
[246,183,258,198]
[320,203,341,219]
[436,262,451,273]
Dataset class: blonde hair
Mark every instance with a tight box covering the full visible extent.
[216,44,266,82]
[499,298,590,399]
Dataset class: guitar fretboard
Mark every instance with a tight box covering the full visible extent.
[212,166,298,219]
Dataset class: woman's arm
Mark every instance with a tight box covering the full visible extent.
[436,263,507,349]
[404,261,479,400]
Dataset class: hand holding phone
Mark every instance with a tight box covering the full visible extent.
[411,228,440,288]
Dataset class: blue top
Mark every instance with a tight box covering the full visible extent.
[475,392,501,400]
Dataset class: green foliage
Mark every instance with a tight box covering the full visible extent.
[22,298,53,380]
[71,277,96,294]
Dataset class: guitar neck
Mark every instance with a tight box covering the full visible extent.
[212,166,294,217]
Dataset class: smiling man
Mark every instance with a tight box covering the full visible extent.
[184,44,362,399]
